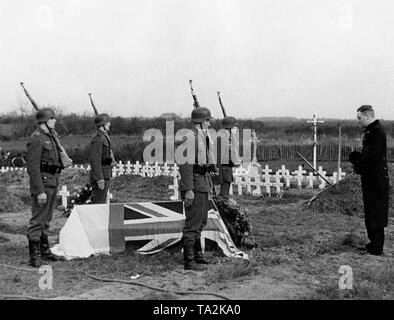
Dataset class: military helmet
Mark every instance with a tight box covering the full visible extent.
[222,116,238,129]
[94,113,111,127]
[36,108,56,124]
[191,107,211,123]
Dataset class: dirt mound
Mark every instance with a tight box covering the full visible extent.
[0,182,28,213]
[59,167,90,194]
[111,175,174,203]
[305,163,394,216]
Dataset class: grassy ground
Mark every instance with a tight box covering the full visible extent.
[0,186,393,300]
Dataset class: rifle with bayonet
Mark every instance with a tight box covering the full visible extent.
[19,82,73,168]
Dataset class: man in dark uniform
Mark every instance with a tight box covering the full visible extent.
[349,105,389,256]
[89,113,114,204]
[26,108,64,267]
[217,116,240,198]
[179,107,215,271]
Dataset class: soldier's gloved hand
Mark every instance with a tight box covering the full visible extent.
[97,180,105,190]
[37,193,47,207]
[184,190,194,207]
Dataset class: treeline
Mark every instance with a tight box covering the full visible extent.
[2,111,394,140]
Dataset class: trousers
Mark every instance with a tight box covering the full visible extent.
[27,187,58,241]
[91,179,111,204]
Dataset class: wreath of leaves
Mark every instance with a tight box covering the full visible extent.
[63,184,93,217]
[213,195,258,249]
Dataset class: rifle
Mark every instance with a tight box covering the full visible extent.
[88,92,117,165]
[217,91,227,117]
[189,80,201,109]
[296,151,332,185]
[188,80,213,147]
[19,82,73,168]
[88,93,99,115]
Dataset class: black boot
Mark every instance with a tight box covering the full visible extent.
[28,239,42,268]
[184,239,205,271]
[40,234,62,261]
[194,237,209,264]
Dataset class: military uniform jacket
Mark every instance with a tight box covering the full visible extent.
[353,120,389,229]
[89,129,113,182]
[179,127,213,193]
[26,127,61,196]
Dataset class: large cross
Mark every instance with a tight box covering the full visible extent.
[306,111,324,169]
[251,130,260,163]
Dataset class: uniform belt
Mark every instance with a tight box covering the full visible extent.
[40,162,61,174]
[193,164,208,175]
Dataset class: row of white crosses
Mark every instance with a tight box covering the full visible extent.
[0,166,27,173]
[231,163,346,196]
[111,161,179,179]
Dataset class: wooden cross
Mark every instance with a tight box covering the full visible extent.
[171,163,179,178]
[262,165,272,182]
[251,176,262,196]
[106,190,113,204]
[169,176,179,201]
[277,165,291,188]
[162,163,171,176]
[58,185,70,209]
[262,177,273,195]
[306,172,315,189]
[154,162,162,177]
[273,172,283,194]
[234,175,243,195]
[293,166,306,188]
[133,161,142,175]
[306,111,325,169]
[125,161,133,174]
[317,166,327,189]
[117,161,124,176]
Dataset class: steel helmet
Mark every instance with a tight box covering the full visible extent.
[222,116,238,129]
[94,113,110,127]
[191,107,211,123]
[36,108,56,124]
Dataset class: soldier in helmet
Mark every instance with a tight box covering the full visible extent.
[216,116,240,198]
[89,113,114,204]
[179,106,216,271]
[26,108,64,267]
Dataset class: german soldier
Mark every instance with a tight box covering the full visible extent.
[217,116,240,198]
[179,107,216,270]
[26,108,63,267]
[89,113,114,204]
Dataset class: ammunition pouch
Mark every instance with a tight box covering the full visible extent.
[40,162,61,174]
[101,158,112,165]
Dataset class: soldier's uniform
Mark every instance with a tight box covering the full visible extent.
[26,119,63,267]
[215,116,240,198]
[179,107,215,270]
[89,129,113,203]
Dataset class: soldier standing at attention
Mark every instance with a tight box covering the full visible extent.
[26,108,63,267]
[179,107,215,271]
[218,116,240,198]
[89,113,114,204]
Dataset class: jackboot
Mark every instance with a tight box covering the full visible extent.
[194,237,209,264]
[28,239,42,268]
[40,234,62,261]
[184,240,205,271]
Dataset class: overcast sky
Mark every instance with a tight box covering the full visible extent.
[1,0,394,120]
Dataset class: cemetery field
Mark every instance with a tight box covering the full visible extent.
[0,168,393,300]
